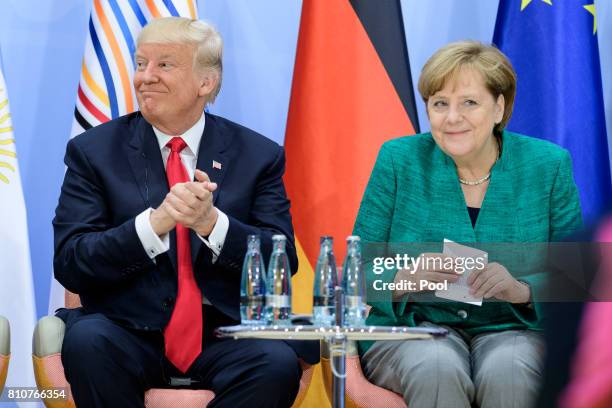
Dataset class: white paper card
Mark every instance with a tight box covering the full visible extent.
[434,239,487,306]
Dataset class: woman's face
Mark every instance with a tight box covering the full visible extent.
[426,67,504,163]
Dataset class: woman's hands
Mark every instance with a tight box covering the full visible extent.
[391,254,531,304]
[392,253,462,299]
[467,262,530,303]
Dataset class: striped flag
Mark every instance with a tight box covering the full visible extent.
[0,55,37,401]
[284,1,419,406]
[73,0,198,133]
[285,0,419,315]
[49,0,198,314]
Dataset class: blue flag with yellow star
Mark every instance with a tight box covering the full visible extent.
[494,0,612,222]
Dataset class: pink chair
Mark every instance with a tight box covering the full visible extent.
[32,291,313,408]
[320,339,407,408]
[560,216,612,408]
[0,316,9,395]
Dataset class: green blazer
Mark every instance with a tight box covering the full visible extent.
[353,131,582,354]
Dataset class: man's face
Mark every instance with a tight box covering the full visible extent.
[134,42,208,131]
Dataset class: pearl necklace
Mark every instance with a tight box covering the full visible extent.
[458,138,500,186]
[458,173,491,186]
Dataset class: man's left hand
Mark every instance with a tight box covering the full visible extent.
[164,169,219,236]
[467,262,530,303]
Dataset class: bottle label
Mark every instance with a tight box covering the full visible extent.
[266,294,290,308]
[240,295,264,305]
[345,295,363,308]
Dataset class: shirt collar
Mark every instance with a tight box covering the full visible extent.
[152,112,206,156]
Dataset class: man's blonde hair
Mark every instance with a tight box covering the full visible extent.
[418,41,516,136]
[137,17,223,104]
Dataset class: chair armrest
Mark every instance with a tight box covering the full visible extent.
[32,316,66,357]
[0,316,9,356]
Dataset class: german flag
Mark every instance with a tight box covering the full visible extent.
[285,0,420,316]
[285,3,419,403]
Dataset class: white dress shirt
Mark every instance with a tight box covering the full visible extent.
[134,112,229,269]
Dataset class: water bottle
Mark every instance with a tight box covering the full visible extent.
[313,236,337,326]
[341,235,366,327]
[266,234,292,325]
[240,235,266,325]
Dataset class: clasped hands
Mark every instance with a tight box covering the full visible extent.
[393,253,530,303]
[150,169,218,237]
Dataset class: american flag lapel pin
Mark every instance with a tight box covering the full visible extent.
[212,160,222,170]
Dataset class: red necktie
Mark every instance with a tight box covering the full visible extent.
[163,137,203,373]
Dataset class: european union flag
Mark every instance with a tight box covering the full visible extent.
[494,0,612,222]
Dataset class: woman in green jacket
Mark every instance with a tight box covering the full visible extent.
[354,41,582,408]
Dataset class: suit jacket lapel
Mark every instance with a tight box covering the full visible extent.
[475,133,522,241]
[127,114,177,272]
[196,113,231,203]
[191,113,232,265]
[425,146,477,243]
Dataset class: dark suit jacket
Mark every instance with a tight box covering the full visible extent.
[53,111,318,363]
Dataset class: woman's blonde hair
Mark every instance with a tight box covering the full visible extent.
[418,41,516,136]
[137,17,223,104]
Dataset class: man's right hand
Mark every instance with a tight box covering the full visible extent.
[149,171,218,237]
[150,204,176,236]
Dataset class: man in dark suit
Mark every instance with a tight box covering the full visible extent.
[53,17,316,408]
